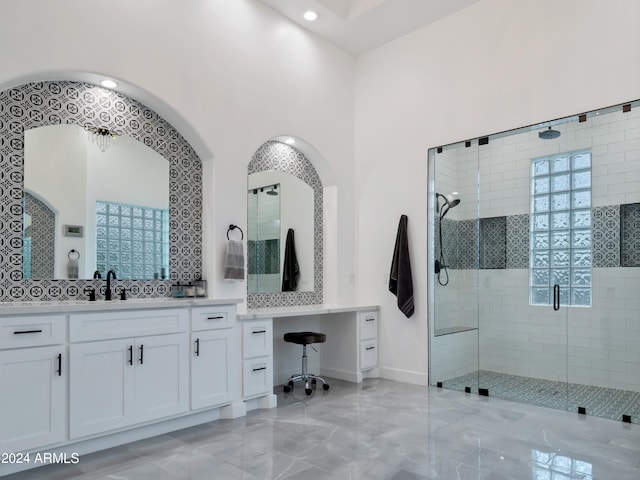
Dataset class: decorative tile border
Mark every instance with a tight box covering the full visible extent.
[0,81,202,301]
[438,206,629,271]
[506,214,530,269]
[480,217,506,269]
[621,203,640,266]
[247,141,323,308]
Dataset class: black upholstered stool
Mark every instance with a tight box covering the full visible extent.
[283,331,330,395]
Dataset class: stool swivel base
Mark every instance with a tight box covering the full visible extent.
[283,332,330,395]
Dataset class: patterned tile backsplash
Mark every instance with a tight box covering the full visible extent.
[0,81,203,302]
[438,205,634,270]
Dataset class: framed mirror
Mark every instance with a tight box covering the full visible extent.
[247,140,323,308]
[0,80,202,302]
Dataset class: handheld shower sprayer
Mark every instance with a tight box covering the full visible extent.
[435,192,461,286]
[436,193,461,218]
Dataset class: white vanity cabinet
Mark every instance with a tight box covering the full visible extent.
[241,319,273,399]
[358,310,378,371]
[190,305,238,410]
[0,315,66,453]
[320,308,379,383]
[69,309,189,438]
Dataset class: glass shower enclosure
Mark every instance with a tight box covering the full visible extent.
[428,99,640,424]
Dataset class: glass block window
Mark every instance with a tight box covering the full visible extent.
[530,151,591,306]
[95,201,169,280]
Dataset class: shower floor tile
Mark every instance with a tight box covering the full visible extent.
[442,370,640,424]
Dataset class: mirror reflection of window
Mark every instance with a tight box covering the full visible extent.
[95,201,169,280]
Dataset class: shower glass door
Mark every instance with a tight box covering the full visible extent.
[565,105,640,423]
[429,98,640,425]
[475,125,571,411]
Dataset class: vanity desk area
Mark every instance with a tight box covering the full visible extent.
[238,304,380,409]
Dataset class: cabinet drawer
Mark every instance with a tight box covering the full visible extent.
[360,339,378,371]
[70,309,188,342]
[242,357,272,398]
[0,315,66,348]
[358,311,378,340]
[242,320,272,359]
[191,305,234,331]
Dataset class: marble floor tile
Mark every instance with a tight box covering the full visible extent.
[4,378,639,479]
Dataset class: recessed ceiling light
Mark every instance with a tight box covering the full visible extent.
[303,10,318,21]
[284,138,295,145]
[100,79,118,89]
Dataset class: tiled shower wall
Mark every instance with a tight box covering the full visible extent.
[431,106,640,391]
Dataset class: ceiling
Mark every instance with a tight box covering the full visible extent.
[257,0,482,56]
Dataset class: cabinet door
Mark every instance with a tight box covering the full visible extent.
[0,346,65,452]
[191,329,233,410]
[134,333,189,423]
[69,339,135,438]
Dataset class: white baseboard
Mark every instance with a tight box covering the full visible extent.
[379,366,428,386]
[320,366,362,383]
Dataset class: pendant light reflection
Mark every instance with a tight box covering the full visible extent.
[84,125,121,152]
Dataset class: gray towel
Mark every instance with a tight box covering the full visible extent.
[224,240,245,281]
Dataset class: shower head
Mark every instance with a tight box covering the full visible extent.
[539,126,561,140]
[266,185,278,196]
[436,192,461,218]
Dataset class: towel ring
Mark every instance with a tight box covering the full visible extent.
[68,249,80,260]
[227,224,244,240]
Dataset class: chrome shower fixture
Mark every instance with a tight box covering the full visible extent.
[539,126,561,140]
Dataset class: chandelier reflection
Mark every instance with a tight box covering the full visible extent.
[84,125,121,152]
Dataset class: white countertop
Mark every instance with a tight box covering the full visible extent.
[0,297,243,316]
[238,304,379,320]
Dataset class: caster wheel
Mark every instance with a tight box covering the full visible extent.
[283,384,291,393]
[305,388,313,395]
[311,378,317,385]
[323,383,330,391]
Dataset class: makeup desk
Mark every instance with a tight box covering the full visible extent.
[238,304,379,409]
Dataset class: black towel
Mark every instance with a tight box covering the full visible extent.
[389,214,414,318]
[282,228,300,291]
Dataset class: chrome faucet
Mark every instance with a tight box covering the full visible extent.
[105,270,117,301]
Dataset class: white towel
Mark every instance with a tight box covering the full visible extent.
[224,240,245,281]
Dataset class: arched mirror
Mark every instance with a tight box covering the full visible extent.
[247,140,323,308]
[0,80,202,302]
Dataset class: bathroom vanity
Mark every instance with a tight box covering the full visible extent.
[0,298,245,476]
[0,298,380,476]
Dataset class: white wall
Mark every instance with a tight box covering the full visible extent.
[354,0,640,384]
[0,0,356,308]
